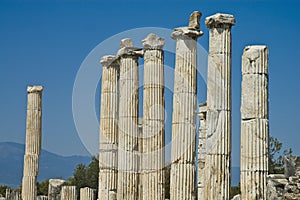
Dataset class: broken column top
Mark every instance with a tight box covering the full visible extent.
[49,179,65,187]
[205,13,236,29]
[117,38,143,57]
[242,45,268,75]
[100,55,119,67]
[27,86,44,93]
[171,11,203,39]
[142,33,165,50]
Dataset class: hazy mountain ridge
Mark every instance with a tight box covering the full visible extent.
[0,142,91,188]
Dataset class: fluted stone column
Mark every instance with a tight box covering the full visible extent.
[37,196,48,200]
[170,11,203,200]
[137,118,143,200]
[141,33,165,200]
[80,187,95,200]
[99,55,119,200]
[117,38,143,200]
[48,179,65,200]
[197,103,207,199]
[61,186,76,200]
[22,86,43,200]
[240,46,269,200]
[204,13,235,200]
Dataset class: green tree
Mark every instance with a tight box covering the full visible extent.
[37,179,49,196]
[269,136,293,174]
[68,163,88,188]
[85,156,99,189]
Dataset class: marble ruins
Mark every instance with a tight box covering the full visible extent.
[6,9,296,200]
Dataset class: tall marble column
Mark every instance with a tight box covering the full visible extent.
[22,86,43,200]
[141,33,165,200]
[204,13,235,200]
[61,186,77,200]
[240,46,269,200]
[80,187,95,200]
[117,38,143,200]
[170,11,203,200]
[99,55,119,200]
[197,103,207,199]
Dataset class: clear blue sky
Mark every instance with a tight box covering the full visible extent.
[0,0,299,168]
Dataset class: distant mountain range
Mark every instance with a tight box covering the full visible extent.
[0,142,240,188]
[0,142,91,188]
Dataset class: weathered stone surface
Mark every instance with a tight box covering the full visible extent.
[22,86,43,200]
[117,38,142,200]
[240,46,269,200]
[117,38,143,58]
[6,189,22,200]
[204,13,235,200]
[61,186,77,200]
[141,33,165,200]
[170,11,202,200]
[188,11,201,29]
[242,45,268,75]
[197,103,207,200]
[99,55,119,200]
[80,187,95,200]
[284,156,300,178]
[37,196,48,200]
[48,179,65,200]
[231,194,241,200]
[205,13,235,29]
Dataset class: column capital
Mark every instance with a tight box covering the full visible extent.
[205,13,235,29]
[100,55,119,67]
[171,11,203,40]
[117,38,143,58]
[142,33,165,50]
[27,86,43,93]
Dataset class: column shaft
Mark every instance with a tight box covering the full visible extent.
[240,46,269,200]
[117,39,142,200]
[22,86,43,200]
[61,186,77,200]
[170,11,203,200]
[99,56,119,200]
[80,187,95,200]
[204,13,235,200]
[197,103,207,199]
[142,33,165,200]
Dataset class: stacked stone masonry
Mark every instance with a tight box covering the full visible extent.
[170,11,203,200]
[197,103,207,200]
[99,55,119,200]
[116,38,143,200]
[22,86,43,200]
[141,33,166,200]
[204,13,235,200]
[267,156,300,200]
[240,46,269,200]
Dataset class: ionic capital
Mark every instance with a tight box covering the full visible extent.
[205,13,235,29]
[142,33,165,50]
[27,86,43,93]
[117,38,143,58]
[100,55,119,67]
